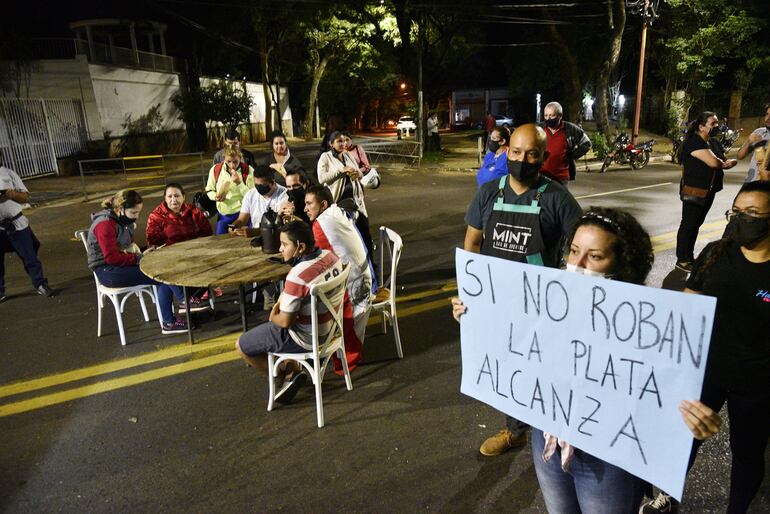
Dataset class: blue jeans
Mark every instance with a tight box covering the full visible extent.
[0,226,46,293]
[531,429,644,514]
[215,212,240,235]
[94,265,182,324]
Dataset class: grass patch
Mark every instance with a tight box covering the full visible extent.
[422,150,445,163]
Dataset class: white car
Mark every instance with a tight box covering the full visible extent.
[494,115,514,128]
[396,116,416,138]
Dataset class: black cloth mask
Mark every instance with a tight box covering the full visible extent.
[731,213,770,246]
[488,140,501,152]
[544,118,560,129]
[117,214,135,225]
[256,184,271,196]
[507,159,542,182]
[709,126,722,138]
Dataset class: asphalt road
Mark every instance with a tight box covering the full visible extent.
[1,152,767,513]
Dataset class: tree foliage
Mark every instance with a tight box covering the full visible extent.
[651,0,764,115]
[172,80,252,129]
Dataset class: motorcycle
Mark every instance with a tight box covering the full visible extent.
[670,123,688,164]
[716,123,742,154]
[600,133,656,173]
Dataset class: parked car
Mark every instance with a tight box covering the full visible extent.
[472,115,514,130]
[494,114,514,128]
[396,116,416,139]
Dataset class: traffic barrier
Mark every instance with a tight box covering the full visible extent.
[77,152,205,201]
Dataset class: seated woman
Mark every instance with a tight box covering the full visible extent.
[146,183,215,307]
[451,207,723,514]
[317,130,375,263]
[86,190,188,334]
[264,130,305,186]
[476,126,511,187]
[205,146,255,235]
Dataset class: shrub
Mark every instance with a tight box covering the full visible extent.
[588,131,610,160]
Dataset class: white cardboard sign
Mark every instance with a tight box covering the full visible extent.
[456,248,716,500]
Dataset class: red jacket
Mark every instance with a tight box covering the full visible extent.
[146,202,212,247]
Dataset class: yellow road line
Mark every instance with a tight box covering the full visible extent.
[0,336,236,399]
[123,155,163,161]
[650,219,727,243]
[653,228,725,253]
[124,166,164,173]
[0,352,239,417]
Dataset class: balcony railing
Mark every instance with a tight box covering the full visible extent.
[29,38,180,74]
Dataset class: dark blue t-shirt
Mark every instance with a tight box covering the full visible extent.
[464,175,581,268]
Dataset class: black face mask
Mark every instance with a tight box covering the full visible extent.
[709,126,721,138]
[731,213,770,246]
[544,118,560,129]
[488,140,501,152]
[117,214,135,225]
[256,184,271,196]
[507,159,542,182]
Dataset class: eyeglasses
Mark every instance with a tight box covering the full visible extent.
[725,209,770,222]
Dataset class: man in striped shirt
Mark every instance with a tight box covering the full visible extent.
[235,220,344,402]
[304,185,373,357]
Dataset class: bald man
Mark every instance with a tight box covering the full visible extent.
[455,124,582,456]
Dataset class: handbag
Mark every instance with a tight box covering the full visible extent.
[360,167,381,189]
[679,166,714,206]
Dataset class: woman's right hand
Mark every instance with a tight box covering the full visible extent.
[450,296,466,323]
[722,158,738,170]
[679,399,721,440]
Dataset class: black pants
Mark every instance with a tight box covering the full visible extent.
[355,212,375,267]
[688,379,770,514]
[675,192,716,263]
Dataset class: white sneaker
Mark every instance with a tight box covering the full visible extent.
[639,492,678,514]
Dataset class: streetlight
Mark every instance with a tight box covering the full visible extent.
[400,82,406,90]
[626,0,660,145]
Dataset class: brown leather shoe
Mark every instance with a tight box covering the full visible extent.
[479,429,527,456]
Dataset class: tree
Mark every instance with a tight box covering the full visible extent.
[594,0,626,139]
[301,14,375,139]
[172,80,253,142]
[650,0,762,122]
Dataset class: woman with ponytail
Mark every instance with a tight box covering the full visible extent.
[86,190,188,335]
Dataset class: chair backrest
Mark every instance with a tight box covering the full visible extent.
[308,263,351,356]
[75,229,102,286]
[378,226,403,292]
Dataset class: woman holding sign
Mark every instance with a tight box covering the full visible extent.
[452,207,723,513]
[644,181,770,514]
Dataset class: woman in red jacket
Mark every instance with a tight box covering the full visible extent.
[146,183,212,247]
[146,183,216,306]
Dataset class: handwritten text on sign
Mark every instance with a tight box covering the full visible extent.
[455,248,716,501]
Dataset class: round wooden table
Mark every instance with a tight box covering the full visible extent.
[140,234,290,343]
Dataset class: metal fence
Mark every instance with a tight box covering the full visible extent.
[77,152,205,201]
[0,98,88,178]
[355,136,422,167]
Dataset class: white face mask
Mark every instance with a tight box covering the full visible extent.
[566,263,608,278]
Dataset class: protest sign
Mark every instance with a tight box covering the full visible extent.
[455,248,716,501]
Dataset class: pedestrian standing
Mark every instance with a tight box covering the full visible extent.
[450,124,582,457]
[426,112,440,152]
[642,180,770,514]
[540,101,591,187]
[483,111,496,149]
[736,102,770,183]
[674,111,737,272]
[0,161,53,302]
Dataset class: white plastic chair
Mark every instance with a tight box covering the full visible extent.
[75,230,162,346]
[267,264,352,428]
[371,226,404,359]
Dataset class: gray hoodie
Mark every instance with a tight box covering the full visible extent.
[86,208,137,270]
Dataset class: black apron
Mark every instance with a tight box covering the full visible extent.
[480,175,550,266]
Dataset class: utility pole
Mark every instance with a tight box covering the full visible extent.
[417,14,424,159]
[628,0,659,145]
